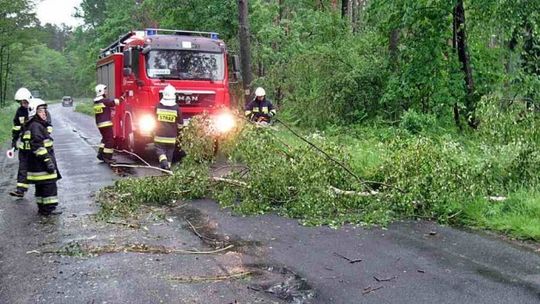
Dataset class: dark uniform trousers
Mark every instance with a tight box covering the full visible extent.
[155,143,175,169]
[97,126,114,160]
[12,106,29,192]
[16,150,30,192]
[35,182,58,213]
[94,97,118,161]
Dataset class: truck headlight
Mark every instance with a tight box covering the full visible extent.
[213,112,235,134]
[139,114,156,134]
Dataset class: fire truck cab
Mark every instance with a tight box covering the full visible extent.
[96,28,239,153]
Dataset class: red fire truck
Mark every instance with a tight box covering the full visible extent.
[96,28,239,153]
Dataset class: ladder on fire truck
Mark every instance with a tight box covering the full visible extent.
[98,28,220,59]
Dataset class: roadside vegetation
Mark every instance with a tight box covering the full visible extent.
[0,104,17,144]
[74,98,95,116]
[98,98,540,240]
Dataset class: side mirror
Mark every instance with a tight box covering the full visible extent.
[123,67,132,76]
[123,49,132,68]
[232,55,241,73]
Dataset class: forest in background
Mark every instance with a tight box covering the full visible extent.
[2,0,540,238]
[0,0,538,127]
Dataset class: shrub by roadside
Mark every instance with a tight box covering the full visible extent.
[96,95,540,240]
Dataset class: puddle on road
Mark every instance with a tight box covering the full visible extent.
[248,264,315,304]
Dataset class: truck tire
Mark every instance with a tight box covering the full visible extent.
[124,117,146,156]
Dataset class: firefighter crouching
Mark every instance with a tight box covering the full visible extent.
[94,84,123,164]
[9,88,32,198]
[154,84,182,171]
[23,99,62,216]
[244,87,277,123]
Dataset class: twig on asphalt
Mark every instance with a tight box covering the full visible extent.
[115,149,152,167]
[185,218,220,243]
[362,286,383,295]
[169,271,251,283]
[373,275,396,282]
[106,220,140,229]
[333,252,362,264]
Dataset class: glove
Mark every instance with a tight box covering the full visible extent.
[44,158,56,174]
[11,140,17,151]
[6,148,15,159]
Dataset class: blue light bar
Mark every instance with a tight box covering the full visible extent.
[146,29,157,36]
[210,32,219,40]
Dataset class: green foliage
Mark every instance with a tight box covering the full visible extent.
[462,190,540,240]
[74,99,95,116]
[97,160,210,219]
[0,104,17,143]
[9,44,72,99]
[399,109,437,134]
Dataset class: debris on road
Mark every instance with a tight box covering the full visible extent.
[333,252,362,264]
[362,285,383,295]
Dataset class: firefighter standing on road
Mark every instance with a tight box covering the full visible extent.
[94,84,122,164]
[9,88,32,198]
[244,87,277,123]
[23,99,62,216]
[154,84,182,171]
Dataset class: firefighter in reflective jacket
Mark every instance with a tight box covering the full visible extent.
[23,99,62,216]
[93,84,122,163]
[154,84,182,170]
[244,87,277,123]
[9,88,32,197]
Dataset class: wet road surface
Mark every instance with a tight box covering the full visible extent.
[1,104,539,303]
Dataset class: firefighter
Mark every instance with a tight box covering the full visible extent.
[154,84,182,171]
[93,84,122,163]
[244,87,277,123]
[9,88,32,198]
[23,99,62,216]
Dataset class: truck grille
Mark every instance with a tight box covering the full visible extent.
[176,90,215,107]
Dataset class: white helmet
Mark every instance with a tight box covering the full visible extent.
[28,98,47,119]
[95,84,107,98]
[255,87,266,97]
[14,87,32,101]
[160,84,177,106]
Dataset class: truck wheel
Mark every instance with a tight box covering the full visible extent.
[125,117,146,156]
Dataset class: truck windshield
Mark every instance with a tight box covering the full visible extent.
[146,50,225,81]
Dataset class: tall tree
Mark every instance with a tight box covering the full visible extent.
[238,0,253,99]
[453,0,476,128]
[0,0,37,106]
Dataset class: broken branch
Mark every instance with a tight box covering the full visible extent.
[333,252,362,264]
[170,271,251,283]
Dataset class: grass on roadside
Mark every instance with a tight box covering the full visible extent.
[0,104,17,144]
[74,98,94,116]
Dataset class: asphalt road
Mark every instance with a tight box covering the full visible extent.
[1,103,539,304]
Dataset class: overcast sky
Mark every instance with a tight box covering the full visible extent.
[35,0,83,27]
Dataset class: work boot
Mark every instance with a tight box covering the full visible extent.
[38,208,63,216]
[9,189,25,198]
[103,157,116,165]
[159,161,170,171]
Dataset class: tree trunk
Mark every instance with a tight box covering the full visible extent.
[3,48,10,104]
[389,29,399,70]
[0,46,4,107]
[453,0,477,128]
[341,0,349,20]
[238,0,253,101]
